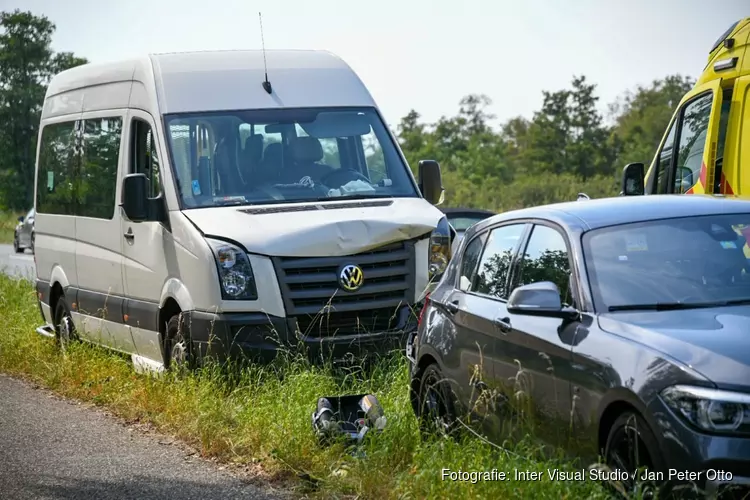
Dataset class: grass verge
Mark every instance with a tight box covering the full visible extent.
[0,211,21,244]
[0,274,617,499]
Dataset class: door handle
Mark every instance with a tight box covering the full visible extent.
[123,229,134,241]
[494,316,512,333]
[445,300,459,314]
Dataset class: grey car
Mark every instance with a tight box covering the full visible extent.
[408,194,750,498]
[13,208,35,254]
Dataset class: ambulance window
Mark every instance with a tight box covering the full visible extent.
[655,122,676,194]
[716,89,733,166]
[674,92,713,193]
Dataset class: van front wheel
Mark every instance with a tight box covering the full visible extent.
[166,314,193,371]
[54,297,77,351]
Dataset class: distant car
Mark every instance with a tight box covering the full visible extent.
[408,194,750,498]
[13,208,35,254]
[440,207,495,256]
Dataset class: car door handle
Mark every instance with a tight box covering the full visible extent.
[445,300,459,314]
[123,229,134,241]
[494,316,512,333]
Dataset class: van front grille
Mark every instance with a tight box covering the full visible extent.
[272,240,416,336]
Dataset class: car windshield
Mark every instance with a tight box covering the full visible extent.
[448,216,487,231]
[164,107,418,208]
[583,213,750,312]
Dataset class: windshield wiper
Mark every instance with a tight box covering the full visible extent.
[306,193,394,202]
[608,302,727,312]
[720,298,750,307]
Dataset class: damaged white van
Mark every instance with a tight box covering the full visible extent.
[33,50,451,371]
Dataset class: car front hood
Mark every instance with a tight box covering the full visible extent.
[598,306,750,388]
[181,197,442,257]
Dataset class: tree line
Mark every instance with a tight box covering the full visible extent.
[0,8,695,212]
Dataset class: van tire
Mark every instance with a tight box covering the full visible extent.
[166,314,192,370]
[53,296,77,351]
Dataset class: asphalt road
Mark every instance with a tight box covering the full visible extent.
[0,246,285,500]
[0,244,35,280]
[0,375,285,500]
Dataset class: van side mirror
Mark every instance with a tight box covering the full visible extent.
[419,160,445,205]
[17,216,24,222]
[121,174,149,222]
[621,162,645,196]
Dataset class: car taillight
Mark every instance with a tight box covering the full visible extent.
[417,293,430,328]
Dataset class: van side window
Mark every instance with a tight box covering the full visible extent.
[36,120,79,216]
[674,93,713,194]
[470,224,526,299]
[79,117,123,219]
[130,119,161,198]
[654,122,676,194]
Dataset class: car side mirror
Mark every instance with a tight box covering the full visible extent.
[17,216,24,222]
[621,162,645,196]
[121,173,149,222]
[418,160,445,205]
[507,281,578,320]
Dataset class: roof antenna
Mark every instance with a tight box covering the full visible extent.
[259,12,272,95]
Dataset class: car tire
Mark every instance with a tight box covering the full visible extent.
[13,234,23,253]
[603,411,668,498]
[53,296,77,351]
[416,363,458,438]
[165,314,193,371]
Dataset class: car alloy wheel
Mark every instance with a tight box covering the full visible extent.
[418,364,456,437]
[604,412,659,498]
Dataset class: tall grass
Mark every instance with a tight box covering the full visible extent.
[0,274,621,499]
[0,211,21,244]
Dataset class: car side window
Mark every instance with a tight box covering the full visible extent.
[458,232,487,291]
[470,224,526,299]
[514,224,572,305]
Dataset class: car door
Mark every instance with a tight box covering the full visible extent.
[121,110,172,363]
[497,222,580,448]
[446,222,528,432]
[74,112,132,352]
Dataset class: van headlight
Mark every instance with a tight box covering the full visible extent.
[428,216,451,280]
[661,385,750,434]
[206,238,258,300]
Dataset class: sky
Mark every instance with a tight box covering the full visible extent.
[4,0,749,127]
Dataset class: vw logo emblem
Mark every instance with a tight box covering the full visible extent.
[339,264,364,292]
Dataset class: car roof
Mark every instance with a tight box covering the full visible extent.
[474,195,750,233]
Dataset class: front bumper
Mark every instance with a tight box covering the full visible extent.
[651,397,750,498]
[185,305,418,365]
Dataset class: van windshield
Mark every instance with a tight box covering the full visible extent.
[164,107,418,208]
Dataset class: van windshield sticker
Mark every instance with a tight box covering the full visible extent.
[47,171,54,191]
[192,180,202,196]
[625,233,648,252]
[720,240,737,249]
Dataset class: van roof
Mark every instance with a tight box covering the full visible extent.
[45,49,378,115]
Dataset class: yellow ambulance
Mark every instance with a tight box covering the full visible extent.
[621,17,750,198]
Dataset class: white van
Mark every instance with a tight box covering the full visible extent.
[33,50,451,371]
